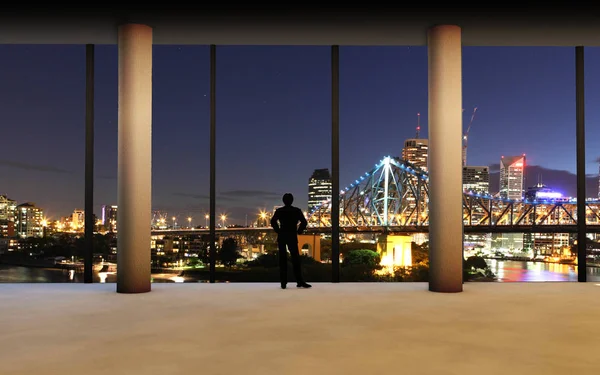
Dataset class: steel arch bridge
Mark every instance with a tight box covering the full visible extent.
[306,156,600,233]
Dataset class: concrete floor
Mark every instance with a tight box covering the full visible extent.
[1,282,599,375]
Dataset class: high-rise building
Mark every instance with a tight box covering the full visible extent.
[402,138,428,171]
[0,195,17,222]
[0,220,15,237]
[308,169,332,212]
[494,155,526,252]
[72,209,84,231]
[522,183,569,255]
[463,167,491,252]
[15,202,44,238]
[499,155,526,200]
[462,166,490,194]
[102,205,118,231]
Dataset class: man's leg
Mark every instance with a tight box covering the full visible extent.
[278,241,288,288]
[288,241,311,288]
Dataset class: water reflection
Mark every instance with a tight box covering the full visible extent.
[487,260,600,282]
[98,272,109,283]
[0,265,113,283]
[1,262,599,283]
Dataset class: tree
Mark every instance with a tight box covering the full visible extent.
[342,249,381,268]
[197,234,211,264]
[340,241,376,257]
[93,234,112,257]
[186,257,202,268]
[246,252,279,268]
[411,241,429,265]
[320,239,332,261]
[218,238,242,267]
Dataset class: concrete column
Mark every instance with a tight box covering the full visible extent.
[116,24,153,293]
[427,25,463,293]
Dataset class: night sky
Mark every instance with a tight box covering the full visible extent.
[1,45,600,224]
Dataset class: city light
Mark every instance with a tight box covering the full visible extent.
[537,191,563,199]
[5,42,600,316]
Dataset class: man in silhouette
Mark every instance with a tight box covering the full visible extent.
[270,193,312,289]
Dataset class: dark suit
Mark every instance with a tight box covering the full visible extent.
[270,205,308,284]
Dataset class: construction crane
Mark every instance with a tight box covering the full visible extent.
[462,107,478,167]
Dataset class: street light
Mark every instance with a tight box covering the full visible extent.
[259,211,267,227]
[187,216,192,229]
[205,214,209,227]
[172,216,176,229]
[220,214,227,228]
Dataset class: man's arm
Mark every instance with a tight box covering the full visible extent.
[297,208,308,234]
[270,211,280,233]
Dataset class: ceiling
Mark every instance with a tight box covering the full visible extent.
[0,8,599,46]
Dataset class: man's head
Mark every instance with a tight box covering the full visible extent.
[282,193,294,206]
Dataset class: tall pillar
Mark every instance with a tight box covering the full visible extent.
[116,24,153,293]
[427,25,463,293]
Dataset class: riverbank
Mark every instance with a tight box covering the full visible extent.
[0,255,185,274]
[482,256,600,268]
[3,256,600,283]
[0,255,57,269]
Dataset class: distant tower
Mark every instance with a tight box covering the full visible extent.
[495,154,526,251]
[402,114,429,171]
[102,205,118,232]
[499,154,526,200]
[308,169,332,212]
[415,112,421,138]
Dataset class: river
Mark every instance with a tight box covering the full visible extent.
[0,266,183,283]
[1,261,600,283]
[486,260,600,282]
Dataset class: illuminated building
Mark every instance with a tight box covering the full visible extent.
[463,167,491,251]
[15,202,44,238]
[402,138,428,171]
[499,155,526,200]
[495,155,526,251]
[525,183,562,201]
[72,209,84,231]
[523,184,571,254]
[102,205,118,232]
[0,220,15,237]
[402,139,429,237]
[0,195,16,222]
[462,166,490,194]
[308,169,332,212]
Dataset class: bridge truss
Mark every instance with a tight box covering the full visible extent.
[307,156,600,232]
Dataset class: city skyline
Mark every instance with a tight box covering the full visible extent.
[2,45,600,223]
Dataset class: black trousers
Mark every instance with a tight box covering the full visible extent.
[278,240,304,284]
